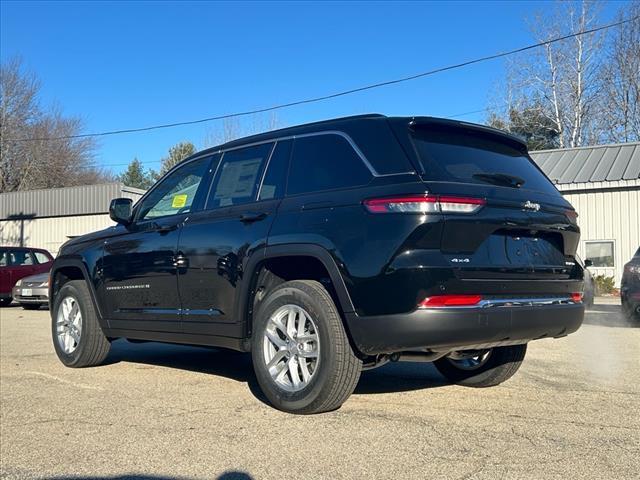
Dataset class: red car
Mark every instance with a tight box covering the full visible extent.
[0,247,54,306]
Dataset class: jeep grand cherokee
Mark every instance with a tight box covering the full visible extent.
[49,115,585,414]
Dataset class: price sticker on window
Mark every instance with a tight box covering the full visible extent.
[171,194,188,209]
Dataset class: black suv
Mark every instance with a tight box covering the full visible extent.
[49,115,585,414]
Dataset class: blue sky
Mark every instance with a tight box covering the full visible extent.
[0,0,628,175]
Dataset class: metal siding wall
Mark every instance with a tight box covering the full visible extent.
[564,188,640,286]
[0,214,114,256]
[0,183,145,219]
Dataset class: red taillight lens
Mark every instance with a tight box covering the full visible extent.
[565,209,578,221]
[363,195,439,213]
[571,292,583,303]
[418,294,483,308]
[363,195,485,214]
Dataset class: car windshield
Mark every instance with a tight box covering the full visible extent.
[410,126,559,195]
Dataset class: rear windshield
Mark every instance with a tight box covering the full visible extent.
[411,127,559,195]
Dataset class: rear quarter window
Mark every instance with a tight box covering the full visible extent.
[411,127,559,195]
[287,134,372,195]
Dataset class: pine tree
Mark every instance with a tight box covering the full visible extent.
[157,141,196,178]
[118,158,154,189]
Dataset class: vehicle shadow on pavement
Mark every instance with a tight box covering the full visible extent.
[584,304,640,328]
[44,472,253,480]
[355,362,449,394]
[104,339,450,402]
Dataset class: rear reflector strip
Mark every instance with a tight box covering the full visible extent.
[419,295,483,308]
[363,194,485,214]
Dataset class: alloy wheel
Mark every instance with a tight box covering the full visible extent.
[56,296,83,354]
[446,349,492,371]
[263,304,320,392]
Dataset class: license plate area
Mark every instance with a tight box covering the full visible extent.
[21,289,33,297]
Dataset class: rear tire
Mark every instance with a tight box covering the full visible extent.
[252,280,362,414]
[434,344,527,387]
[51,280,111,367]
[0,297,12,307]
[622,297,640,321]
[21,304,41,310]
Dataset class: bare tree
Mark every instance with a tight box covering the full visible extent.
[598,3,640,142]
[0,58,109,192]
[203,113,280,148]
[488,1,605,148]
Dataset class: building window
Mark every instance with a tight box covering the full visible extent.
[585,241,615,267]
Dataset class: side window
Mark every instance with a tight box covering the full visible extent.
[207,143,274,209]
[34,252,51,263]
[0,251,8,266]
[258,140,292,201]
[137,156,211,221]
[287,134,372,195]
[10,251,34,266]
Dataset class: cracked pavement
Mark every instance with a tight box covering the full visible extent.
[1,301,638,480]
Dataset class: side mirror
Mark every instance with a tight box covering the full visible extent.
[584,259,593,268]
[109,198,133,225]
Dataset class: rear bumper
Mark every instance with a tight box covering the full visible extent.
[345,302,584,355]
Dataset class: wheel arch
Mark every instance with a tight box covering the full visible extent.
[50,258,107,329]
[239,244,355,341]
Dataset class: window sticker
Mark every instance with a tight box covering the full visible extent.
[172,194,188,209]
[214,158,262,200]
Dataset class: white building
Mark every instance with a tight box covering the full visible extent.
[0,183,144,256]
[530,142,640,286]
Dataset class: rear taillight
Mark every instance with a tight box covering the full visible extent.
[571,292,583,303]
[363,195,485,214]
[565,209,578,221]
[418,295,483,308]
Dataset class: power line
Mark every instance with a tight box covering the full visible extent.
[6,16,636,144]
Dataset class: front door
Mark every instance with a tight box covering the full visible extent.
[178,140,290,336]
[100,155,213,332]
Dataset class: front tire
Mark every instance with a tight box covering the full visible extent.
[251,280,362,414]
[434,344,527,387]
[0,297,12,307]
[51,280,111,367]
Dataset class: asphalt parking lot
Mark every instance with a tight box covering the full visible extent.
[1,301,638,480]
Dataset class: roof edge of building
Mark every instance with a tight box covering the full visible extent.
[531,141,640,154]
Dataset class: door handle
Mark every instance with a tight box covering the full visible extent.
[239,212,267,223]
[153,222,178,233]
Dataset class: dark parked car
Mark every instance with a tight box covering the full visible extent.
[12,271,50,310]
[621,247,640,320]
[0,247,53,306]
[49,115,585,413]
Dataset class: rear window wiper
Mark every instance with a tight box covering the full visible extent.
[472,172,526,188]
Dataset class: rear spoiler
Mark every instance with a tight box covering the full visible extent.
[408,117,528,152]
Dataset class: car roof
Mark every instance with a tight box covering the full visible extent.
[189,113,526,159]
[0,246,49,253]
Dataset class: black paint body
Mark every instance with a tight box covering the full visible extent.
[50,115,585,355]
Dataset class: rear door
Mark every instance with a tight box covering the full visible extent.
[177,141,289,335]
[407,122,580,280]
